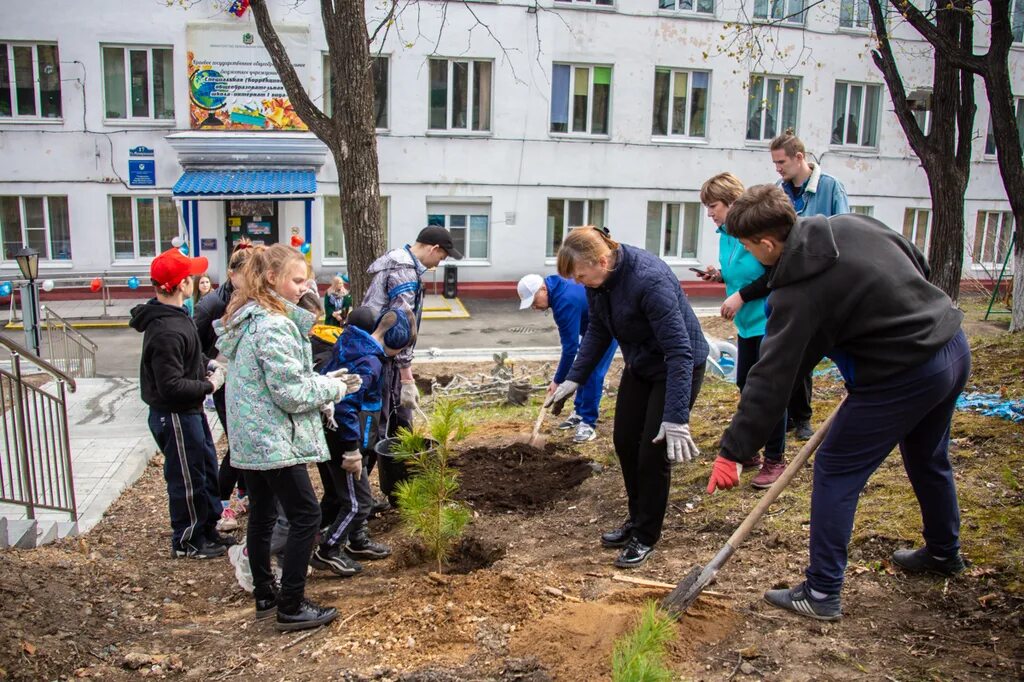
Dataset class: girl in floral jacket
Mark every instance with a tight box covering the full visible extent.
[216,244,358,632]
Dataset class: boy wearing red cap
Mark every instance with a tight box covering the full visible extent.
[130,247,232,559]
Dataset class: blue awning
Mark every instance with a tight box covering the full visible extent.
[173,169,316,197]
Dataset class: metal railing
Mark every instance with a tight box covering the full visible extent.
[6,271,149,323]
[0,335,77,522]
[41,306,98,379]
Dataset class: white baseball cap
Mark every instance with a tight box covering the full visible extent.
[517,274,544,310]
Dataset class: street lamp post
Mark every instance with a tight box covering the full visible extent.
[14,247,41,356]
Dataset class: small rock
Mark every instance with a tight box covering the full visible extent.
[123,653,155,670]
[738,644,760,659]
[405,636,415,649]
[739,662,757,675]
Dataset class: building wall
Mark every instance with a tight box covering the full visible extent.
[1,0,1020,286]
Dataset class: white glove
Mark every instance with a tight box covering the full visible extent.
[400,380,419,410]
[341,450,362,477]
[652,421,700,464]
[207,364,226,393]
[543,380,579,416]
[326,368,362,401]
[320,402,338,431]
[207,359,225,373]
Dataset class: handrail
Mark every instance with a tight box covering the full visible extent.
[0,335,77,392]
[40,305,99,351]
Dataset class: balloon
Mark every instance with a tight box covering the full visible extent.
[41,279,55,292]
[0,282,11,298]
[300,243,311,255]
[179,243,189,256]
[127,276,140,290]
[171,236,183,248]
[90,278,103,293]
[290,235,304,247]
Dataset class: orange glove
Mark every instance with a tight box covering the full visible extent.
[706,455,742,494]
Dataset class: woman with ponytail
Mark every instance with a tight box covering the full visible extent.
[545,227,709,568]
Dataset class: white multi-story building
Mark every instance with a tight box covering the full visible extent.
[1,0,1020,293]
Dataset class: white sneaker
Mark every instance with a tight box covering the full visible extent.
[558,412,582,430]
[573,422,597,443]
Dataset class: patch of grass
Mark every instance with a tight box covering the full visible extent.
[611,602,677,682]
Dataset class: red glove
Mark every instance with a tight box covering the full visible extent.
[706,455,742,494]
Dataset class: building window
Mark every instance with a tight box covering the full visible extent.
[1012,0,1023,43]
[850,205,874,216]
[427,204,489,260]
[551,64,611,135]
[659,0,714,13]
[546,199,606,258]
[831,81,882,147]
[646,202,700,260]
[428,59,492,132]
[901,208,931,256]
[746,74,800,142]
[0,196,71,261]
[322,195,389,261]
[973,211,1013,266]
[110,196,178,261]
[652,68,709,139]
[323,54,389,129]
[984,97,1024,156]
[102,46,174,120]
[839,0,870,28]
[753,0,806,24]
[555,0,614,6]
[0,43,61,119]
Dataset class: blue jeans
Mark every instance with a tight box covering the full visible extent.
[805,330,970,594]
[574,341,617,426]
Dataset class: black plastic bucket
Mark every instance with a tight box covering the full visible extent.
[374,437,438,505]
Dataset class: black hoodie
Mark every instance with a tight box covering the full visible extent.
[719,213,964,462]
[194,280,233,357]
[130,299,212,413]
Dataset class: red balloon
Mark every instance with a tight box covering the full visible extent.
[290,235,304,247]
[90,278,103,293]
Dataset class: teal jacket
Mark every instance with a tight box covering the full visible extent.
[718,226,768,339]
[214,298,340,471]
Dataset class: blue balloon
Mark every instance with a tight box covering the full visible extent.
[179,243,189,256]
[0,282,11,297]
[127,276,140,290]
[300,243,311,255]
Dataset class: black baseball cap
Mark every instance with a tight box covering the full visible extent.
[415,226,463,260]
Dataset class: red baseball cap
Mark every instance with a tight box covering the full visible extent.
[151,247,209,292]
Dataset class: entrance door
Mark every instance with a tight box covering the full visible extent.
[226,200,279,252]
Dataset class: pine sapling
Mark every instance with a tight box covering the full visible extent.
[611,602,678,682]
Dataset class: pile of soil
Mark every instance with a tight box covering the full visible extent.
[453,443,595,513]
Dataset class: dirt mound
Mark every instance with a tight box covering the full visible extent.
[453,444,595,514]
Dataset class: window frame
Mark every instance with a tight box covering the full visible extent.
[901,207,932,257]
[645,201,701,262]
[651,67,711,141]
[550,63,613,137]
[984,97,1024,157]
[0,41,62,121]
[745,73,801,143]
[545,198,607,258]
[1012,0,1023,44]
[0,195,72,262]
[552,0,616,8]
[972,211,1014,267]
[849,205,874,217]
[753,0,807,25]
[100,44,175,123]
[831,80,883,148]
[838,0,871,30]
[322,53,390,131]
[658,0,715,14]
[321,195,390,265]
[426,57,493,134]
[426,202,491,262]
[109,194,179,263]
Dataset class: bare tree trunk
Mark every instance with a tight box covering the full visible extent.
[1013,245,1024,331]
[925,172,968,301]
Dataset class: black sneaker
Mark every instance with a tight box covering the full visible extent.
[614,538,654,568]
[254,584,279,621]
[275,598,339,632]
[310,545,363,577]
[600,519,633,548]
[208,529,239,547]
[892,547,967,577]
[557,412,583,430]
[764,582,842,621]
[170,539,226,560]
[346,528,392,560]
[793,420,814,440]
[369,497,391,518]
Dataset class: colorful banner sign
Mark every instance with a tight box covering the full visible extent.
[186,22,309,131]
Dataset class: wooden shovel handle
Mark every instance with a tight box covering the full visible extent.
[531,403,548,440]
[725,398,846,550]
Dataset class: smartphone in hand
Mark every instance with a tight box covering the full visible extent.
[689,267,709,277]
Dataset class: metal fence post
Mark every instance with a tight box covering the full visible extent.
[10,353,35,520]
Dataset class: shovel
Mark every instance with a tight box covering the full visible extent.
[661,398,845,616]
[521,402,549,449]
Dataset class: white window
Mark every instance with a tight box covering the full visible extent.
[110,196,179,261]
[984,97,1024,156]
[322,195,389,262]
[555,0,614,6]
[0,42,61,119]
[831,81,882,147]
[901,208,931,256]
[428,59,492,132]
[850,205,874,217]
[546,199,606,257]
[427,203,490,260]
[101,46,174,121]
[746,74,800,142]
[839,0,870,28]
[551,64,611,135]
[973,211,1013,266]
[659,0,714,13]
[1012,0,1023,43]
[753,0,806,24]
[646,202,700,260]
[652,68,709,139]
[0,196,71,261]
[324,55,389,129]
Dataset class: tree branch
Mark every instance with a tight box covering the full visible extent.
[368,0,399,46]
[868,0,927,154]
[893,0,986,73]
